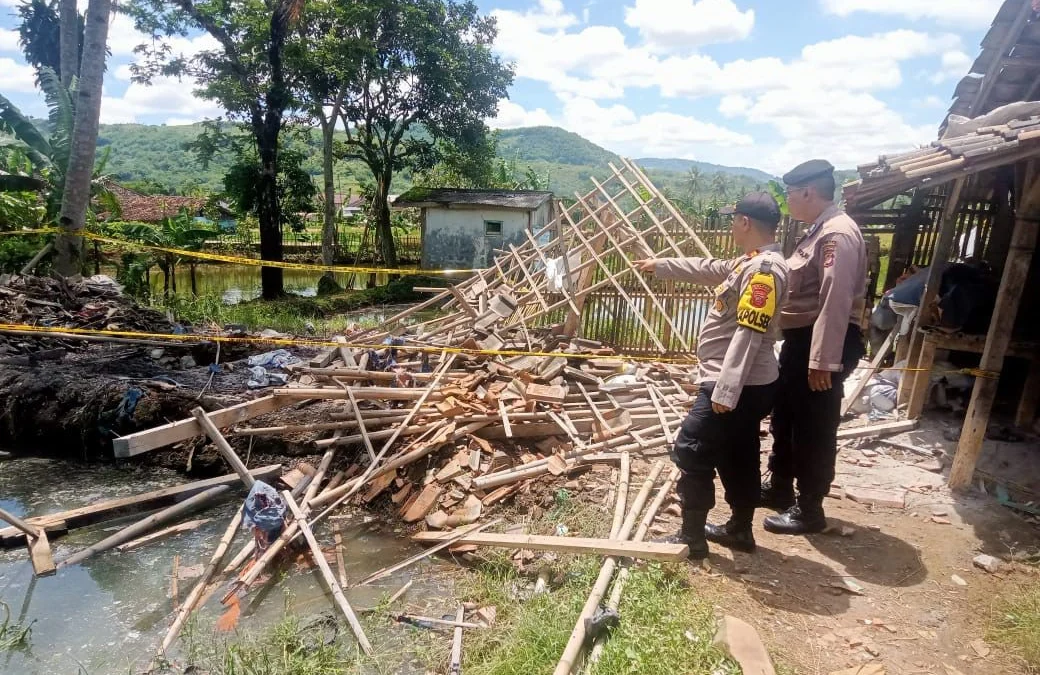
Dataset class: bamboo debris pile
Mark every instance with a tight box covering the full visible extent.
[97,162,705,661]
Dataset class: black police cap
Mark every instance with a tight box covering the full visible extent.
[782,159,834,187]
[719,191,781,226]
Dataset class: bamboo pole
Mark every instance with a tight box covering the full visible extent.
[60,485,230,568]
[284,492,372,655]
[355,518,501,587]
[587,468,679,667]
[610,452,630,539]
[552,462,666,675]
[345,387,376,462]
[191,407,254,490]
[158,507,243,655]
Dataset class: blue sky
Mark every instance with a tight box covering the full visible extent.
[0,0,999,173]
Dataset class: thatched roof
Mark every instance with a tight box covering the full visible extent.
[944,0,1040,131]
[394,188,553,210]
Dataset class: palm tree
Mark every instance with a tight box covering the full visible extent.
[55,0,112,276]
[710,172,731,202]
[684,166,703,202]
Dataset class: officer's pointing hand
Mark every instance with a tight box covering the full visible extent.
[634,259,656,273]
[808,369,832,392]
[711,401,733,414]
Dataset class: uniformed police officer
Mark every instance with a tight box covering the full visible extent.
[636,192,788,559]
[761,160,867,535]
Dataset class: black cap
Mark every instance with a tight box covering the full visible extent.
[719,191,781,226]
[783,159,834,186]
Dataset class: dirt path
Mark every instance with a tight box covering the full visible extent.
[656,424,1040,675]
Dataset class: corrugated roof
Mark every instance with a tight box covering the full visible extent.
[393,188,553,210]
[944,0,1040,130]
[846,115,1040,207]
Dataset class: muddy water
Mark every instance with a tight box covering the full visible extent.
[0,458,454,674]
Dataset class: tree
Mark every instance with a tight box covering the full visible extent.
[334,0,513,266]
[127,0,306,299]
[55,0,113,276]
[15,0,84,84]
[684,166,703,201]
[102,211,216,296]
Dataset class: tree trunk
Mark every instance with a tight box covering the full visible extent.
[374,170,398,268]
[162,263,170,299]
[58,0,78,87]
[320,116,338,272]
[256,132,284,299]
[54,0,111,277]
[190,262,197,296]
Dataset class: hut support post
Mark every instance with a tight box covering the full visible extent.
[949,162,1040,490]
[899,179,966,407]
[1015,359,1040,428]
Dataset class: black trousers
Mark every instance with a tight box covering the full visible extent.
[767,324,865,503]
[671,381,777,513]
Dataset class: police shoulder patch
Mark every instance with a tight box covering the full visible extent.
[736,272,776,333]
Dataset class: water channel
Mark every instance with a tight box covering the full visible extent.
[0,458,455,674]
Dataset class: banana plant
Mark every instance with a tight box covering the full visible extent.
[0,66,113,229]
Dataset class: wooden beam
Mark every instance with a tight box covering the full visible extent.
[0,465,281,547]
[898,178,965,405]
[114,396,288,457]
[907,334,938,419]
[1015,359,1040,428]
[411,532,687,561]
[192,407,255,490]
[949,161,1040,490]
[620,158,712,257]
[836,420,918,439]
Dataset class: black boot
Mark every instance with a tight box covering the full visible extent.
[763,501,827,535]
[704,507,756,553]
[657,509,709,560]
[759,477,795,511]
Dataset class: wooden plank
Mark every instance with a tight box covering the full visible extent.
[411,532,688,562]
[907,335,938,419]
[402,485,443,523]
[27,529,55,576]
[841,327,895,416]
[836,420,918,439]
[192,407,255,490]
[1015,359,1040,428]
[273,387,446,402]
[0,465,281,547]
[114,396,287,458]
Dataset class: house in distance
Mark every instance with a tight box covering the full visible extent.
[393,188,555,270]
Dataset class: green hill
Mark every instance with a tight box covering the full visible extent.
[90,122,815,203]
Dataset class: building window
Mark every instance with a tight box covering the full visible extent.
[484,220,503,236]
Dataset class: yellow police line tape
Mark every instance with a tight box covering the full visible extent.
[0,228,477,276]
[0,321,1002,377]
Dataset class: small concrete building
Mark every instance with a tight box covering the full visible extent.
[393,188,555,270]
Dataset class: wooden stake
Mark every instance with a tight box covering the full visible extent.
[284,492,372,654]
[334,527,348,589]
[191,407,254,490]
[0,507,55,576]
[60,485,231,568]
[449,605,465,675]
[171,555,180,610]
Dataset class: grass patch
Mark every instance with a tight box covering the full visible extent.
[155,275,447,335]
[988,584,1040,671]
[454,490,735,675]
[0,601,32,652]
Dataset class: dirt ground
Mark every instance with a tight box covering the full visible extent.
[645,412,1040,675]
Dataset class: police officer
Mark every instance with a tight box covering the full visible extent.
[636,192,788,559]
[761,160,867,535]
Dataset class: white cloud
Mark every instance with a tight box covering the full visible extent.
[491,100,555,128]
[914,95,947,109]
[100,75,223,124]
[1,58,38,94]
[718,94,750,116]
[929,49,973,84]
[106,14,219,59]
[820,0,1003,26]
[623,0,754,50]
[0,28,20,53]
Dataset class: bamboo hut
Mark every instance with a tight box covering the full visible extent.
[844,0,1040,490]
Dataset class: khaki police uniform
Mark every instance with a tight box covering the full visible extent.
[768,205,868,508]
[655,243,789,514]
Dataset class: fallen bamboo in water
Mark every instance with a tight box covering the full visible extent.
[396,613,482,630]
[192,407,255,490]
[116,518,211,551]
[60,485,231,568]
[158,508,243,656]
[284,492,372,655]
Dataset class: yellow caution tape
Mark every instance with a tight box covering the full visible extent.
[0,228,475,276]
